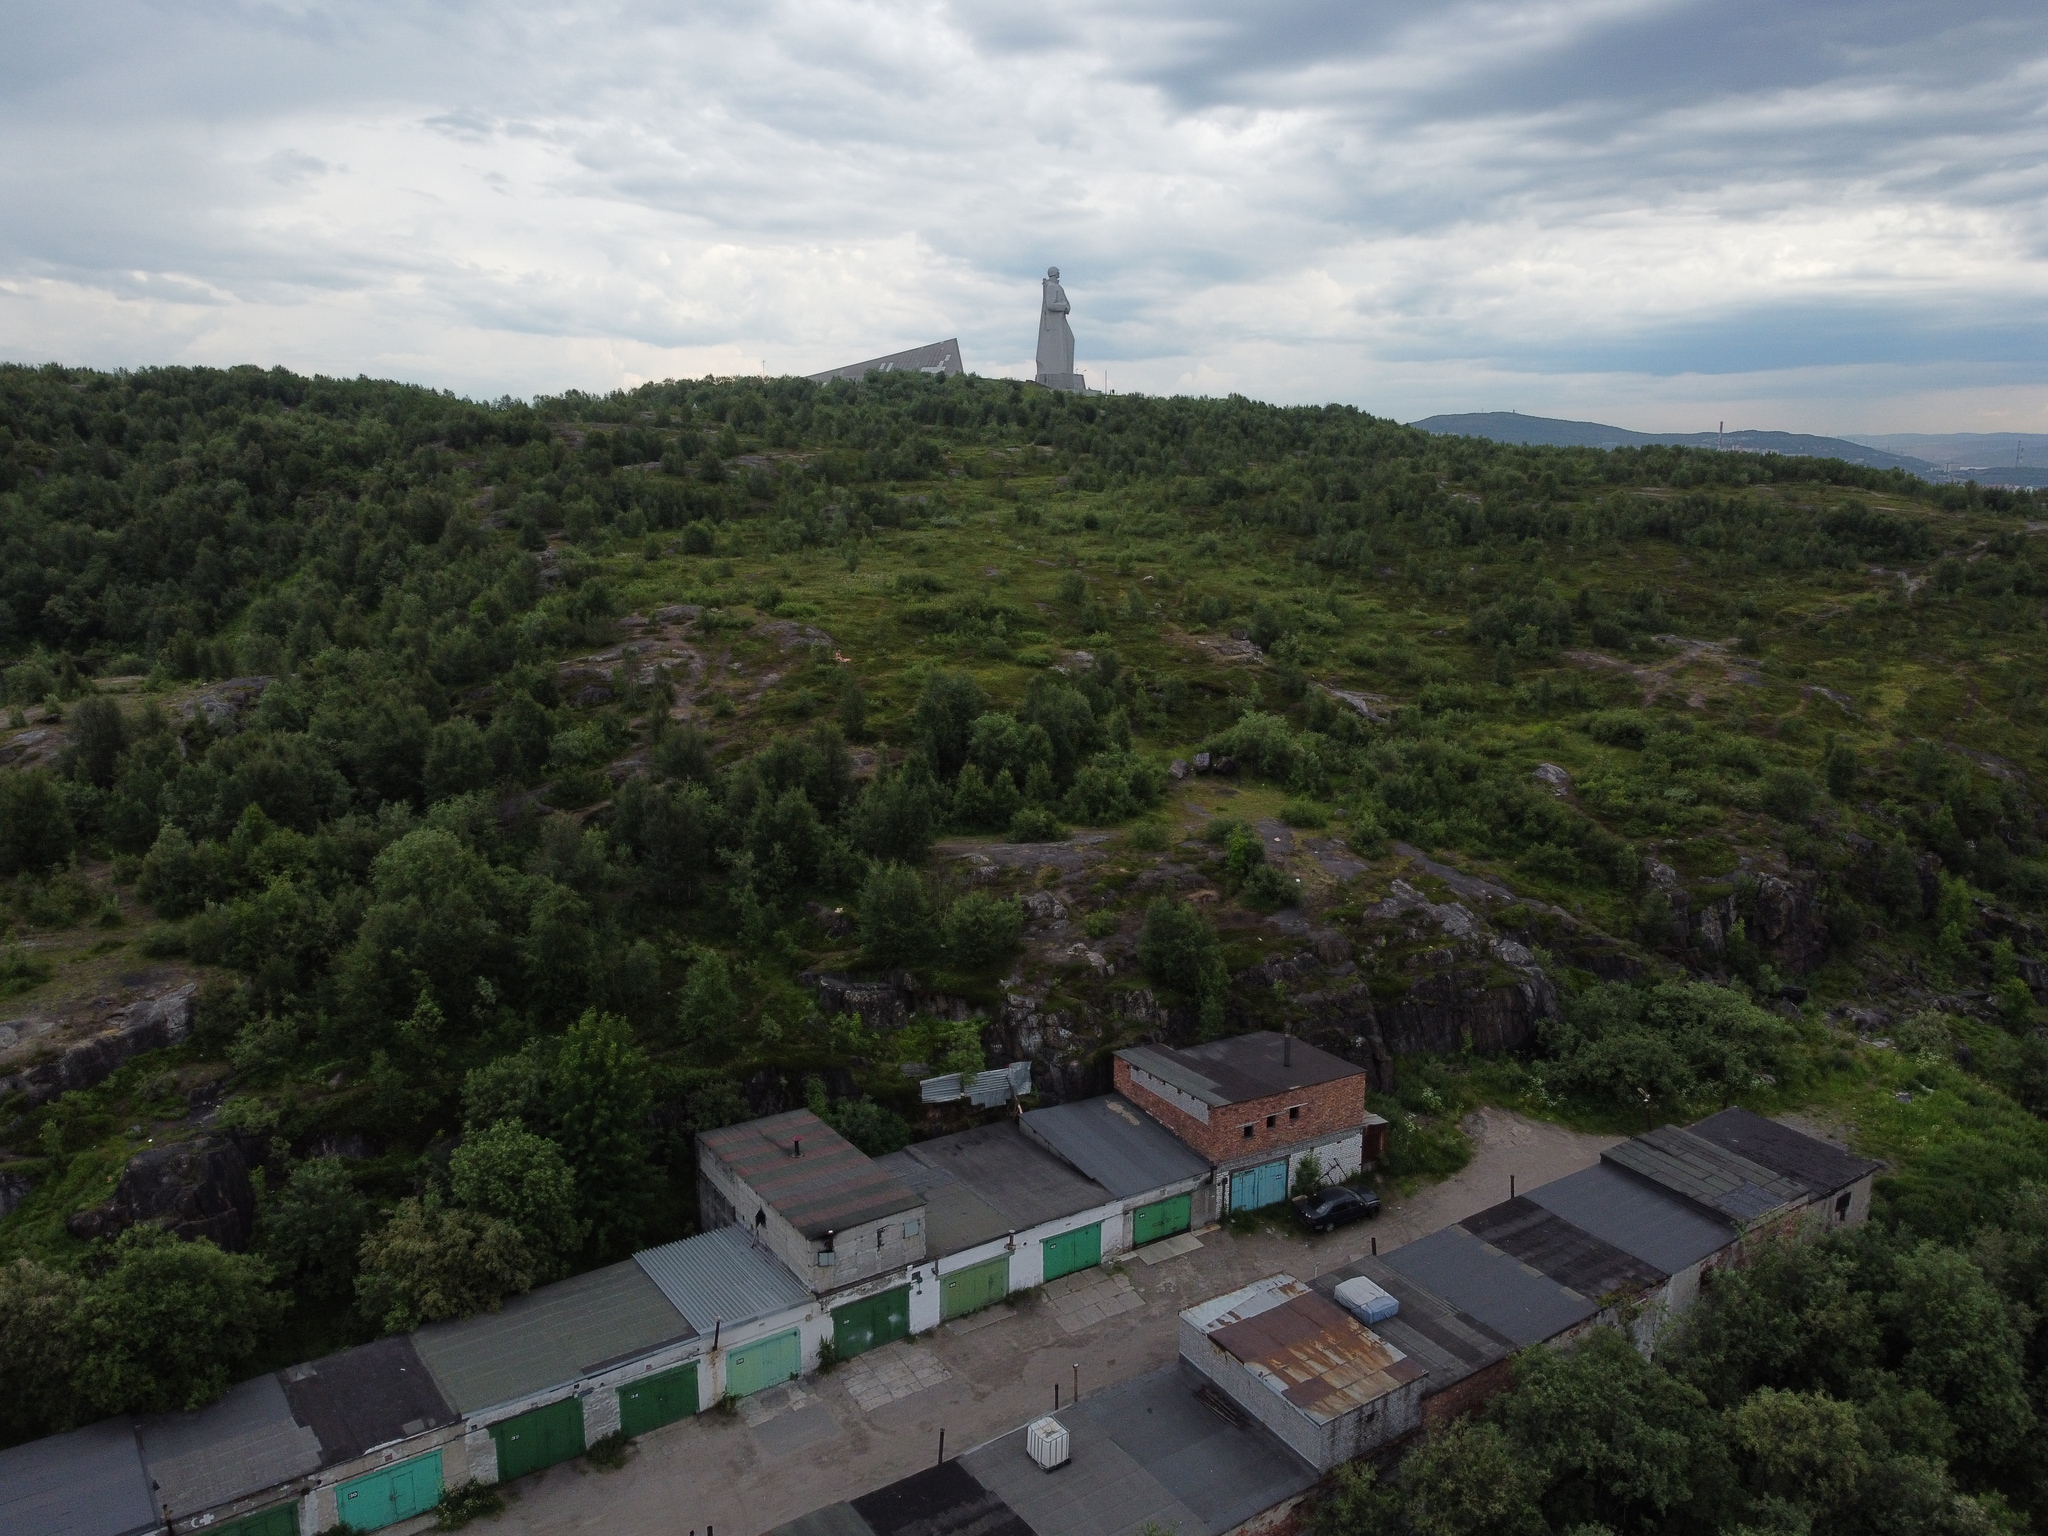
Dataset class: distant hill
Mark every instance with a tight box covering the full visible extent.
[1841,433,2048,488]
[1411,411,1937,474]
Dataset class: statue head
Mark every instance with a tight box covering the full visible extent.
[1047,266,1060,280]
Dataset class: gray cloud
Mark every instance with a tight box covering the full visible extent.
[0,0,2043,430]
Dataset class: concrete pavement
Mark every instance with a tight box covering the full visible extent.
[489,1109,1618,1536]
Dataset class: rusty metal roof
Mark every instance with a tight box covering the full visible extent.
[1187,1275,1423,1425]
[699,1110,921,1239]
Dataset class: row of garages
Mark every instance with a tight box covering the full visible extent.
[0,1089,1288,1536]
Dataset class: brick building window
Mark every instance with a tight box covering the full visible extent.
[1288,1105,1303,1121]
[1265,1114,1277,1128]
[1241,1124,1255,1138]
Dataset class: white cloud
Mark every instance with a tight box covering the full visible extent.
[0,0,2044,430]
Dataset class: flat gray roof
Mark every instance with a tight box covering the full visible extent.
[874,1149,1012,1258]
[1383,1225,1598,1347]
[1605,1125,1806,1223]
[0,1418,158,1536]
[1023,1095,1210,1199]
[1687,1108,1881,1198]
[1526,1162,1737,1275]
[635,1223,813,1334]
[701,1111,922,1239]
[138,1373,321,1520]
[1118,1032,1361,1109]
[962,1364,1317,1536]
[1460,1197,1670,1297]
[1309,1255,1512,1398]
[415,1259,696,1414]
[279,1334,454,1468]
[898,1122,1111,1231]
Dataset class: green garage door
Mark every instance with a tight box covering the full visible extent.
[940,1256,1010,1321]
[619,1362,699,1437]
[1231,1159,1288,1212]
[337,1450,443,1532]
[834,1286,911,1358]
[1133,1193,1192,1246]
[726,1328,801,1397]
[490,1397,585,1483]
[215,1503,300,1536]
[1040,1223,1102,1282]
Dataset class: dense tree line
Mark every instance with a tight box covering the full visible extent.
[3,361,2048,1474]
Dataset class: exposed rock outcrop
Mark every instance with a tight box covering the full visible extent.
[1,984,196,1108]
[65,1133,257,1251]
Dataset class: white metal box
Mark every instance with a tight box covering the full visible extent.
[1026,1416,1070,1470]
[1333,1275,1399,1326]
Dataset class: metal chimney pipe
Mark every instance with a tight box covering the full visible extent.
[1283,1032,1292,1068]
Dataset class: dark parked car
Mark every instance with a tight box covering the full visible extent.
[1292,1185,1381,1233]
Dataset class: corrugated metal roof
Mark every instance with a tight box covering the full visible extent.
[634,1223,814,1334]
[1195,1277,1424,1425]
[414,1259,696,1414]
[1309,1256,1512,1397]
[278,1335,455,1469]
[1686,1108,1881,1198]
[1525,1162,1736,1275]
[701,1110,922,1238]
[1022,1094,1211,1198]
[899,1122,1111,1231]
[1119,1032,1363,1108]
[1604,1125,1803,1223]
[1382,1226,1598,1347]
[138,1374,321,1519]
[872,1151,1011,1258]
[0,1418,158,1536]
[1459,1197,1670,1298]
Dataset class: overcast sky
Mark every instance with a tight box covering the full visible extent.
[4,0,2046,432]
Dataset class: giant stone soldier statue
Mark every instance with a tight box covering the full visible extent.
[1034,268,1084,392]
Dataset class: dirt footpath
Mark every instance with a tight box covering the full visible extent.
[491,1110,1619,1536]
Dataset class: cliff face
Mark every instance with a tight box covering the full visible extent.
[811,847,1588,1100]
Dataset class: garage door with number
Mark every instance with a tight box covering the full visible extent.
[940,1256,1009,1320]
[1040,1223,1102,1282]
[490,1397,585,1483]
[1230,1160,1288,1211]
[337,1450,443,1532]
[833,1286,911,1359]
[619,1362,699,1437]
[726,1328,801,1397]
[1132,1193,1192,1246]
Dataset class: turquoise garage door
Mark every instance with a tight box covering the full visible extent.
[337,1450,442,1532]
[1231,1159,1288,1211]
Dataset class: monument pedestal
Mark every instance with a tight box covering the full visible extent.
[1035,372,1086,392]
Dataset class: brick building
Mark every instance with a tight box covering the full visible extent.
[1113,1032,1384,1210]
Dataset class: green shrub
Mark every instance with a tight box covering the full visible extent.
[1279,798,1328,829]
[944,893,1024,967]
[859,863,933,968]
[1240,863,1298,911]
[435,1480,508,1528]
[1008,806,1067,842]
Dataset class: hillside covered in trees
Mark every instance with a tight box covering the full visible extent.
[3,361,2048,1530]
